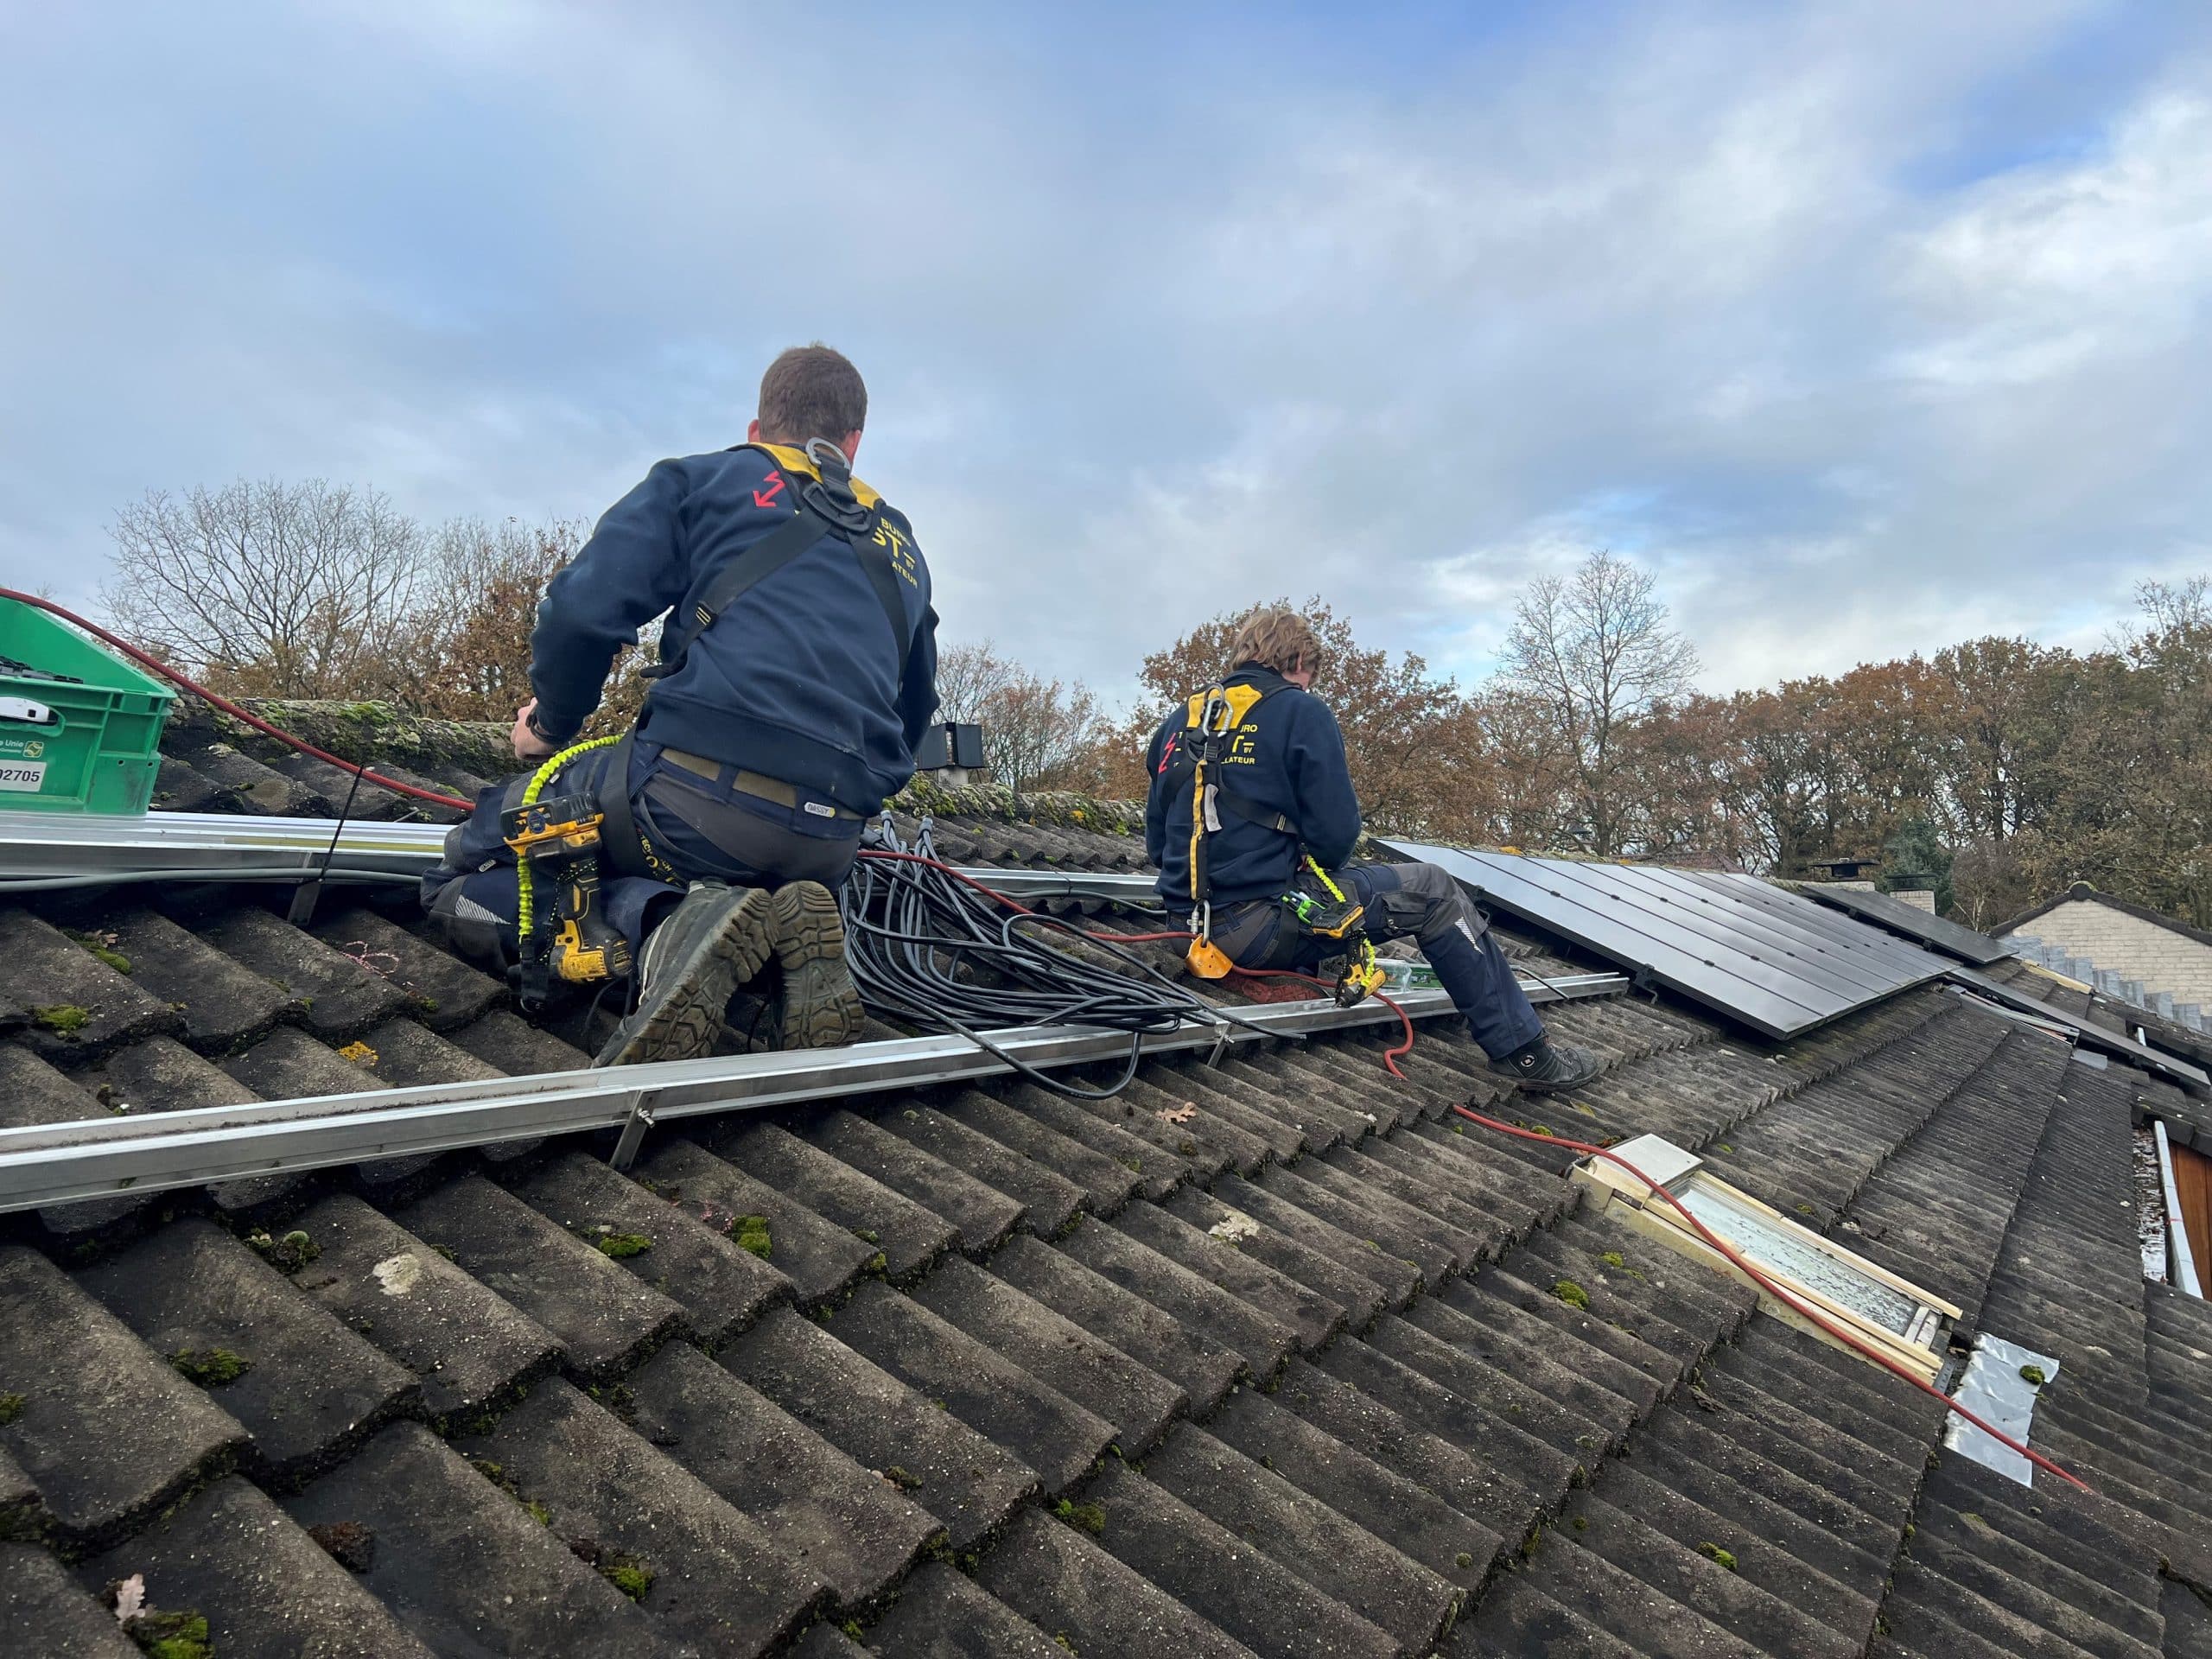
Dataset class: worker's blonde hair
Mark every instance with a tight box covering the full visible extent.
[1227,607,1325,679]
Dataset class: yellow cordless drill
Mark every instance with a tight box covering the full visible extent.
[503,792,632,1008]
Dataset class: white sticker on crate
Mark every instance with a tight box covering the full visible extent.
[0,761,46,791]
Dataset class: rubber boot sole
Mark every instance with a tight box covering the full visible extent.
[1499,1071,1601,1096]
[770,880,865,1050]
[594,887,776,1068]
[1488,1053,1605,1095]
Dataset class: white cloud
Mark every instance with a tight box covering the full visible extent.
[1,0,2208,712]
[1891,92,2212,391]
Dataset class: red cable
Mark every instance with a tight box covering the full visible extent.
[0,587,479,811]
[881,837,2056,1483]
[22,595,2040,1475]
[18,593,1421,1070]
[1448,1103,2091,1491]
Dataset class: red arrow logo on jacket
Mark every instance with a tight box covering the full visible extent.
[752,471,786,509]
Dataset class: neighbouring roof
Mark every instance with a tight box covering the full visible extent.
[0,706,2209,1658]
[1996,880,2212,956]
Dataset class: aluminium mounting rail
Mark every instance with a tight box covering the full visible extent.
[1945,967,2211,1092]
[0,973,1630,1214]
[0,807,1163,903]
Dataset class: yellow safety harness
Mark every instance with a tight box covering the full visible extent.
[1169,677,1382,1007]
[1182,683,1244,981]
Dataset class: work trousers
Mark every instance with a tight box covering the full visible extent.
[421,738,863,976]
[1210,860,1544,1058]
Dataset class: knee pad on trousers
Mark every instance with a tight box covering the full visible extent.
[425,873,522,973]
[1376,861,1485,948]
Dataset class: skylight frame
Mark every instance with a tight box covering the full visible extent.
[1573,1134,1962,1382]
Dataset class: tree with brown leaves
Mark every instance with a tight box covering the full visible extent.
[1114,598,1497,842]
[932,639,1112,796]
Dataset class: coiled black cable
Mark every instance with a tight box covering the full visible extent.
[838,819,1283,1098]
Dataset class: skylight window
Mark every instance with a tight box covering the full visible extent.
[1573,1134,1960,1382]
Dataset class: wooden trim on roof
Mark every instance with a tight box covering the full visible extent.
[2172,1140,2212,1294]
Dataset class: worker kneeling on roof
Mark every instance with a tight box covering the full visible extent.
[1146,607,1599,1093]
[423,345,938,1067]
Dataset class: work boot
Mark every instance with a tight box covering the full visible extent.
[594,882,776,1068]
[1488,1033,1602,1094]
[768,880,866,1049]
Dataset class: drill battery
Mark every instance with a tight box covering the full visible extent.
[1281,880,1385,1007]
[1281,887,1364,940]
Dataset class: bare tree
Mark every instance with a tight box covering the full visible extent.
[2117,575,2212,647]
[1497,550,1700,855]
[931,639,1020,730]
[104,479,425,697]
[933,639,1108,795]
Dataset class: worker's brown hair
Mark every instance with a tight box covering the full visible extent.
[1227,607,1325,679]
[758,344,868,446]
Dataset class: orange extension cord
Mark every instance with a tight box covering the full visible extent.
[1450,1106,2090,1491]
[9,588,2086,1489]
[869,836,2094,1490]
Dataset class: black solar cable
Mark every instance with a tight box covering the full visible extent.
[838,821,1279,1099]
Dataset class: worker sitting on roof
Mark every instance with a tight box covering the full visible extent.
[422,344,938,1066]
[1145,606,1600,1093]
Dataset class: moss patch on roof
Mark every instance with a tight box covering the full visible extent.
[892,775,1145,836]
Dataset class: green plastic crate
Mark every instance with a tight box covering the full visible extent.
[0,599,175,815]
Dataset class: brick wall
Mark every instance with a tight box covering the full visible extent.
[2000,899,2212,1005]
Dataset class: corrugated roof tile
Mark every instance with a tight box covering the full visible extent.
[1,782,2207,1653]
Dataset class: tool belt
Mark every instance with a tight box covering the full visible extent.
[658,748,865,819]
[1278,861,1385,1007]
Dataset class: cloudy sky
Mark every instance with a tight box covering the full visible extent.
[3,1,2209,702]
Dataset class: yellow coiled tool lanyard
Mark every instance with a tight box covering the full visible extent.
[512,734,625,943]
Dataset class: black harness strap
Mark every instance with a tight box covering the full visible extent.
[648,505,915,691]
[594,733,658,881]
[852,529,915,684]
[1212,779,1300,838]
[647,505,836,683]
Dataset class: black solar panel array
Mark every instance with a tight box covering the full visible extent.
[1793,880,2014,966]
[1381,842,1950,1039]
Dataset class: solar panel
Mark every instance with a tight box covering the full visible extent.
[1948,965,2212,1090]
[1793,882,2013,966]
[1381,842,1949,1039]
